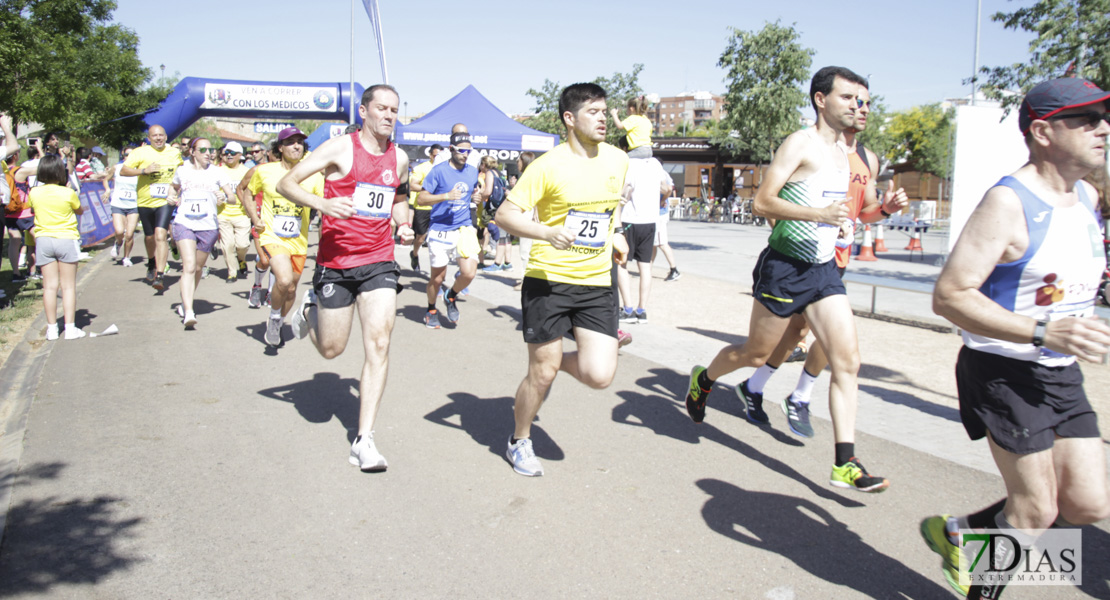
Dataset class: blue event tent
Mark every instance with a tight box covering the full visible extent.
[394,85,558,156]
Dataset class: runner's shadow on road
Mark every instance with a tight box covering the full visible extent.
[257,372,360,442]
[487,305,522,329]
[859,384,960,423]
[613,369,858,508]
[1077,526,1110,598]
[697,479,946,598]
[669,241,713,252]
[0,462,143,597]
[191,299,230,316]
[677,326,748,347]
[234,323,281,355]
[425,393,564,461]
[73,309,97,329]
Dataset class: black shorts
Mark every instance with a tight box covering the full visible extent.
[5,217,33,232]
[138,204,174,236]
[625,223,655,263]
[751,247,845,318]
[956,346,1100,455]
[520,277,617,344]
[312,261,401,309]
[412,208,431,236]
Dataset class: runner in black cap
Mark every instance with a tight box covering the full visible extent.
[922,77,1110,599]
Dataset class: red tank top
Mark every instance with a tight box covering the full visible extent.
[834,145,870,268]
[318,132,400,269]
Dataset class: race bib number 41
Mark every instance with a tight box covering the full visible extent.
[354,182,394,219]
[181,191,209,219]
[564,209,610,249]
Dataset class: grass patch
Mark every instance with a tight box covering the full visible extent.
[0,238,44,350]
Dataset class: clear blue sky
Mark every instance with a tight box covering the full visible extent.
[114,0,1034,118]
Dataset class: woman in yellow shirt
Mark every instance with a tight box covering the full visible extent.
[609,96,653,159]
[28,154,86,340]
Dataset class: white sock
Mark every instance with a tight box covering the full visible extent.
[254,267,267,286]
[790,368,820,404]
[64,323,78,332]
[268,272,275,291]
[747,364,776,394]
[269,308,282,320]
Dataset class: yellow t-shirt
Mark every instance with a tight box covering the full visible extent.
[123,145,183,208]
[28,184,80,239]
[217,163,251,218]
[507,143,628,286]
[248,162,324,255]
[408,160,433,211]
[622,114,653,150]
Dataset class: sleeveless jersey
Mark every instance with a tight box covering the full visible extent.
[768,132,850,264]
[834,144,870,268]
[317,132,400,269]
[963,176,1105,366]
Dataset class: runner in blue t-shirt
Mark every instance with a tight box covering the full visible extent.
[416,132,482,328]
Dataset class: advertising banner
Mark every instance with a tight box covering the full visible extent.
[76,181,115,248]
[201,83,340,113]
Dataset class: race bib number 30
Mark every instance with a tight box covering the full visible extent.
[150,183,170,199]
[272,214,301,239]
[354,182,394,219]
[564,209,610,249]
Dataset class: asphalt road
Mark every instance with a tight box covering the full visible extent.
[0,222,1107,599]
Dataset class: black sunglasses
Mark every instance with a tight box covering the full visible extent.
[1045,111,1110,127]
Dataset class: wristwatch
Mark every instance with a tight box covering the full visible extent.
[1032,319,1048,347]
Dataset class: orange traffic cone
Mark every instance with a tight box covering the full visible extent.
[857,225,877,261]
[873,224,888,252]
[905,225,924,251]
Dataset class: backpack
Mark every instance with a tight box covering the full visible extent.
[2,163,28,215]
[488,174,507,210]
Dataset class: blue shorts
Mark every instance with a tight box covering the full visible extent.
[751,247,845,318]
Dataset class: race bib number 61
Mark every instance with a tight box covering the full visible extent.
[564,209,610,249]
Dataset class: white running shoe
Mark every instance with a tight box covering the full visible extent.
[176,305,185,319]
[111,242,119,258]
[64,327,86,340]
[290,288,316,340]
[264,315,283,347]
[45,323,59,341]
[183,311,197,329]
[121,257,133,267]
[349,433,388,472]
[506,437,543,477]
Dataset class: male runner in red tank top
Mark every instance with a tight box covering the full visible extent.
[277,84,413,473]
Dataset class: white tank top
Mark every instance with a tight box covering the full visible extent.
[768,129,851,263]
[963,176,1105,366]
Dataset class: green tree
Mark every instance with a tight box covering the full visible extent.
[884,104,953,178]
[979,0,1110,109]
[712,21,814,162]
[0,0,169,148]
[522,64,645,146]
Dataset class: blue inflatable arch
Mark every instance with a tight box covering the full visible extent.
[145,77,366,141]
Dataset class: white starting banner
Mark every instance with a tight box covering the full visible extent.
[202,84,339,113]
[254,122,296,134]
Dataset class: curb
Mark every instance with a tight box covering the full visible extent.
[0,249,110,547]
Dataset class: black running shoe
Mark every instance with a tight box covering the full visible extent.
[737,379,769,425]
[685,366,710,424]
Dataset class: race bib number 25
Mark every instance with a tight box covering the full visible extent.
[564,209,610,249]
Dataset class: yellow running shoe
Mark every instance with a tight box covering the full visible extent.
[829,457,889,493]
[919,514,969,596]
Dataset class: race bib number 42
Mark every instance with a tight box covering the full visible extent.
[150,183,170,199]
[353,182,394,219]
[564,209,610,249]
[272,214,301,239]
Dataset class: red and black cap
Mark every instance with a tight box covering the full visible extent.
[1020,77,1110,134]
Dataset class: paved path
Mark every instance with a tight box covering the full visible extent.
[0,223,1107,599]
